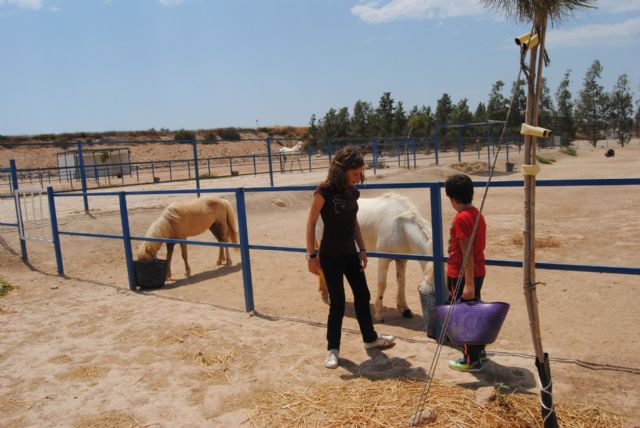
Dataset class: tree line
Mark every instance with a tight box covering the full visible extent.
[308,59,639,149]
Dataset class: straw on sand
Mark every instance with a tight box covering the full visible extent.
[251,377,623,427]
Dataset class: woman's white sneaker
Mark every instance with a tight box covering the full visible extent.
[364,334,396,349]
[324,349,339,369]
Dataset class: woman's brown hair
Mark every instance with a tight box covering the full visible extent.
[319,146,365,194]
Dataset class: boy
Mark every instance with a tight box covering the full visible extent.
[444,174,487,372]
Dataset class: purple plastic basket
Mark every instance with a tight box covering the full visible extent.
[432,301,510,345]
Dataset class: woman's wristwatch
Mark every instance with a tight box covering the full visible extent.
[306,250,318,261]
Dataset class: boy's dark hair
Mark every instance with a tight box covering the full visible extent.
[445,174,474,204]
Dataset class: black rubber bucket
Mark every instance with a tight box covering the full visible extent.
[133,259,168,289]
[419,286,437,339]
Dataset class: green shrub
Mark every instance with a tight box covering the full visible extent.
[174,129,196,142]
[199,173,217,180]
[218,127,241,141]
[561,147,577,156]
[536,154,555,164]
[203,131,217,143]
[0,277,17,297]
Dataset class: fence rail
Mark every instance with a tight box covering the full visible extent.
[1,176,638,315]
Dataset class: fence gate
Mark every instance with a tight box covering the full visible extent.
[14,188,53,244]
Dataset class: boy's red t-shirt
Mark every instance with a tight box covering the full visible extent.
[447,206,486,278]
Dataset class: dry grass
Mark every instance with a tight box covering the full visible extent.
[451,161,489,174]
[251,377,623,427]
[511,233,561,249]
[181,349,236,384]
[74,410,145,428]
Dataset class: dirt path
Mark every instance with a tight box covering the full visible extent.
[1,143,639,426]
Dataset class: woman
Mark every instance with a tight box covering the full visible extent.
[306,147,395,369]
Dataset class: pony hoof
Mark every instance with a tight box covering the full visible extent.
[402,309,413,318]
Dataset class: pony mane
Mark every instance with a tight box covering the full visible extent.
[146,205,178,238]
[381,192,432,242]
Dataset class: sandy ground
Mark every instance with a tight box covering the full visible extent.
[1,142,639,427]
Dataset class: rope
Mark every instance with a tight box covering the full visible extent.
[410,26,542,424]
[539,377,557,424]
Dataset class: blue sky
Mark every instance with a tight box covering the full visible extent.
[1,0,638,136]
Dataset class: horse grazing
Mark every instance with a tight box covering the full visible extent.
[137,196,239,279]
[279,141,304,171]
[317,193,434,322]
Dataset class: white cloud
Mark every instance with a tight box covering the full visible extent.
[597,0,640,13]
[547,16,640,47]
[0,0,44,10]
[158,0,183,6]
[351,0,485,23]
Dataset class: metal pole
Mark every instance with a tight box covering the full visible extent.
[413,139,417,168]
[235,189,255,313]
[10,160,28,260]
[429,183,446,305]
[429,183,446,337]
[118,192,136,290]
[47,187,64,276]
[192,142,201,197]
[92,151,99,187]
[266,137,274,187]
[372,138,378,176]
[252,154,257,175]
[77,142,89,212]
[434,126,440,165]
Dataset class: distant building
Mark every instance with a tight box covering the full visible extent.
[56,147,132,179]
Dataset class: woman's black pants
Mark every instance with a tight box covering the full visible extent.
[320,254,377,350]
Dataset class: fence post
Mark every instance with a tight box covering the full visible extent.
[47,186,64,276]
[266,136,274,187]
[235,189,255,313]
[92,151,100,187]
[429,183,447,312]
[10,160,28,260]
[372,138,378,176]
[192,142,201,197]
[456,130,462,162]
[252,154,257,175]
[434,127,440,165]
[118,192,136,290]
[77,141,89,212]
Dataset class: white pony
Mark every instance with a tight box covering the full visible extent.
[317,192,435,322]
[279,141,304,171]
[137,196,239,280]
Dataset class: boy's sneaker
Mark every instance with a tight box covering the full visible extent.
[479,350,489,362]
[324,349,339,369]
[364,334,396,350]
[448,356,483,372]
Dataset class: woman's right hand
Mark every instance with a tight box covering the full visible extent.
[308,258,321,275]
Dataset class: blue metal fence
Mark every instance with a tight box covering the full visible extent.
[2,176,638,315]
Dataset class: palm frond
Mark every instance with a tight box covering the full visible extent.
[480,0,596,25]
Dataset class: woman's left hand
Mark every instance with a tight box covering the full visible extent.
[359,251,368,271]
